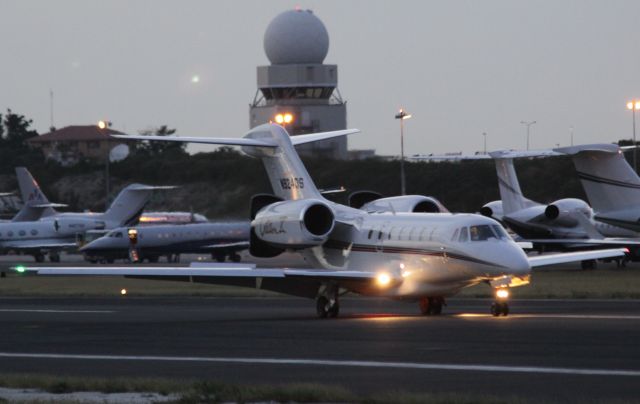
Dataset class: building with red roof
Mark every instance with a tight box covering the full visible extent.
[27,125,128,165]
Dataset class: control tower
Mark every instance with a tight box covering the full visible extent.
[249,9,347,159]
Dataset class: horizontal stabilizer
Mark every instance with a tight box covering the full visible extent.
[290,129,360,146]
[527,248,626,268]
[29,203,68,208]
[111,134,278,148]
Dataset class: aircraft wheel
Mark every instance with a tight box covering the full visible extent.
[49,252,60,262]
[419,297,431,315]
[316,296,330,318]
[230,253,241,263]
[34,253,45,263]
[213,253,225,263]
[581,260,597,270]
[491,302,509,317]
[430,298,443,315]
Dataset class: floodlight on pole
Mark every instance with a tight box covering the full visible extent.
[395,109,412,195]
[627,100,640,172]
[520,120,536,151]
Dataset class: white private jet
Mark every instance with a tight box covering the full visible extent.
[555,144,640,234]
[17,124,625,317]
[0,183,167,262]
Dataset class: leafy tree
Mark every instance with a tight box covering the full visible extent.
[132,126,186,156]
[2,109,38,146]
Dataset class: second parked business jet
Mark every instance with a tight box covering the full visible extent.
[20,124,625,316]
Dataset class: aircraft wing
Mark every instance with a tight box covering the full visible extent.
[17,264,386,283]
[15,264,392,297]
[200,241,250,250]
[111,134,278,148]
[527,248,627,268]
[2,240,77,250]
[527,238,640,246]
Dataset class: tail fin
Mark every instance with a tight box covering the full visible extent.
[102,184,158,227]
[12,167,57,221]
[491,157,539,214]
[555,144,640,213]
[242,124,338,201]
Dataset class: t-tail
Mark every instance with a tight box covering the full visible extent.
[12,167,58,221]
[489,154,539,214]
[111,123,360,202]
[555,144,640,214]
[103,184,166,227]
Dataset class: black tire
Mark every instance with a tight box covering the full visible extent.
[34,254,45,263]
[316,296,329,319]
[214,254,225,263]
[230,253,241,263]
[430,300,443,315]
[328,303,340,318]
[419,297,431,315]
[491,302,501,317]
[501,303,510,317]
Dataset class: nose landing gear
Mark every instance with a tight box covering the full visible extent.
[491,288,510,316]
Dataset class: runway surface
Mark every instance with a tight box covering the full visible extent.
[1,297,639,402]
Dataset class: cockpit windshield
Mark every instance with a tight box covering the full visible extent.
[454,224,511,242]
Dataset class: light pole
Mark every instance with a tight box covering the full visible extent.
[570,125,574,146]
[482,132,487,154]
[627,100,640,172]
[395,109,412,195]
[98,120,112,210]
[520,120,536,150]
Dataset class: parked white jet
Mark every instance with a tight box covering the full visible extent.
[0,183,163,262]
[555,144,640,234]
[19,124,625,316]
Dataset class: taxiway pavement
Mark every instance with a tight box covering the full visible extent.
[0,296,638,402]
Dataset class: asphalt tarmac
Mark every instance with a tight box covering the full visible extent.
[0,296,639,402]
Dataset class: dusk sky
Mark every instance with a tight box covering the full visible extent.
[2,1,640,156]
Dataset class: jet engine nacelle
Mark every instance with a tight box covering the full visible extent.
[544,198,593,227]
[361,195,449,213]
[480,201,504,221]
[252,199,335,248]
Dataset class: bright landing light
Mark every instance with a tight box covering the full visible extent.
[376,273,392,287]
[496,289,510,299]
[191,75,200,84]
[120,288,127,296]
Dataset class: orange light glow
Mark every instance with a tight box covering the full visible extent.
[376,273,392,287]
[283,113,293,124]
[97,120,107,129]
[627,101,640,110]
[496,289,510,299]
[274,114,284,124]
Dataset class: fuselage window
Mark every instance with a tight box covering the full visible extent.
[367,229,373,239]
[451,228,459,241]
[378,231,383,240]
[459,227,469,242]
[491,225,510,240]
[30,229,38,236]
[7,231,14,237]
[18,230,26,236]
[419,228,429,241]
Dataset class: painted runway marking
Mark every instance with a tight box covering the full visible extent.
[0,352,638,377]
[455,313,640,320]
[0,309,114,314]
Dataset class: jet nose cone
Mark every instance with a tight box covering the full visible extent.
[508,243,531,276]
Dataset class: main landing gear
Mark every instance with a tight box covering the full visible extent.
[491,288,510,317]
[419,297,445,315]
[316,284,340,319]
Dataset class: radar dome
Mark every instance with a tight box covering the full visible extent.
[264,9,329,65]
